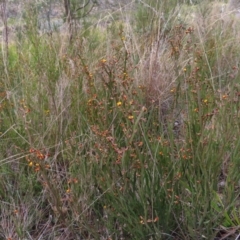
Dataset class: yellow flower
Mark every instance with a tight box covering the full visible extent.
[117,101,122,106]
[28,161,33,167]
[128,115,134,120]
[101,59,107,63]
[203,99,208,104]
[66,188,71,194]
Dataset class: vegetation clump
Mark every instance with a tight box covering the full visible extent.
[0,0,240,239]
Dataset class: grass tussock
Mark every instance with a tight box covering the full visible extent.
[0,0,240,239]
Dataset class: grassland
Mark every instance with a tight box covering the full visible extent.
[0,0,240,239]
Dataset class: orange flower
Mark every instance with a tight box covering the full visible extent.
[29,148,35,153]
[222,95,228,100]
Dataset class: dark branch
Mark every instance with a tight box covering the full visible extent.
[75,0,90,13]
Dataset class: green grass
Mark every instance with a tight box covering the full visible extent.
[0,0,240,239]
